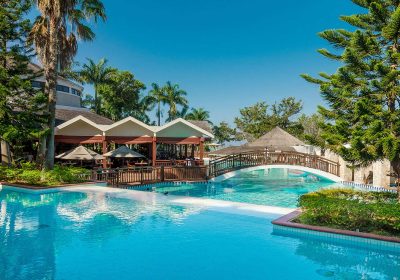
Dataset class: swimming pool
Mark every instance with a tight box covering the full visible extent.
[147,168,344,208]
[1,186,399,280]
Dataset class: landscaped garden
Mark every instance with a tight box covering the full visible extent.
[296,189,400,238]
[0,163,90,186]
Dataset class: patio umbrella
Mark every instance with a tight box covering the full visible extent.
[56,145,103,161]
[103,146,145,158]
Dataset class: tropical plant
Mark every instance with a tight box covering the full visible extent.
[185,108,212,123]
[234,97,303,140]
[301,0,400,200]
[148,83,166,126]
[298,113,327,155]
[163,81,188,122]
[133,95,156,124]
[0,0,46,159]
[79,58,116,113]
[29,0,106,169]
[298,189,400,237]
[97,70,146,121]
[212,122,238,144]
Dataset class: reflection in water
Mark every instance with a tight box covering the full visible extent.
[1,188,400,280]
[0,189,201,280]
[273,227,400,279]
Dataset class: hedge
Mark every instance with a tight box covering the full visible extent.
[0,162,91,186]
[297,189,400,237]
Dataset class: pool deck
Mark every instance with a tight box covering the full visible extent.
[272,210,400,244]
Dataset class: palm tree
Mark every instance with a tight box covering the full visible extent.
[163,81,188,122]
[130,95,154,124]
[185,108,211,123]
[148,83,166,126]
[176,106,189,119]
[29,0,106,169]
[79,58,116,113]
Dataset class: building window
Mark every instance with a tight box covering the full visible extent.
[31,80,45,89]
[71,88,82,96]
[56,85,70,93]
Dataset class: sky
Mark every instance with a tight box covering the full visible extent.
[71,0,361,125]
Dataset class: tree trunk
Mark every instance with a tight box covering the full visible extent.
[390,159,400,202]
[157,101,161,126]
[43,17,59,170]
[94,84,98,114]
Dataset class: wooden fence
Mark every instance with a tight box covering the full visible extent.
[91,165,208,187]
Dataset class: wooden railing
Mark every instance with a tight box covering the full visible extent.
[90,151,340,187]
[155,159,204,166]
[91,165,208,187]
[208,151,340,178]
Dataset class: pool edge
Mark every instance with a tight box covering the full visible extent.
[272,210,400,244]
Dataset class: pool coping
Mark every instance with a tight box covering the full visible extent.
[0,181,106,190]
[272,210,400,244]
[0,181,108,194]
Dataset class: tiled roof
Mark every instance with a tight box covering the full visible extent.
[55,108,114,126]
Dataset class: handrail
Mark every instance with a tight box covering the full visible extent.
[208,151,340,178]
[91,165,208,187]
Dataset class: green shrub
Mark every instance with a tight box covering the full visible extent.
[18,170,42,185]
[0,163,91,186]
[297,189,400,237]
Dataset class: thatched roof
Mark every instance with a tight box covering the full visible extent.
[211,127,305,156]
[55,108,114,126]
[248,127,305,150]
[187,120,213,134]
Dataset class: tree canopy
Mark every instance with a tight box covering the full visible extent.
[234,97,303,140]
[0,0,45,157]
[302,0,400,197]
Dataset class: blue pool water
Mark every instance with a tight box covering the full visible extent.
[150,168,343,208]
[1,187,399,280]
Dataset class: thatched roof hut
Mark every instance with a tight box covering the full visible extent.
[247,126,305,151]
[210,127,305,157]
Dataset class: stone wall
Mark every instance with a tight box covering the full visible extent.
[323,149,393,188]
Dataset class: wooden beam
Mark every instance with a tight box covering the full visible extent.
[199,138,204,160]
[106,136,153,144]
[55,135,103,144]
[156,137,201,145]
[152,137,157,166]
[102,137,108,168]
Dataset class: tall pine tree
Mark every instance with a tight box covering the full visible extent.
[0,0,45,160]
[302,0,400,199]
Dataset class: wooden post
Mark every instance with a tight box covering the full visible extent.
[102,137,108,168]
[161,165,165,182]
[191,144,195,158]
[199,138,204,161]
[185,145,188,158]
[152,137,157,166]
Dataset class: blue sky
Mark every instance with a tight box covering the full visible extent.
[73,0,360,124]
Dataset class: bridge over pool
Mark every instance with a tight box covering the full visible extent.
[208,151,341,181]
[91,151,341,187]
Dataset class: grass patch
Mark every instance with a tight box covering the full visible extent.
[296,189,400,238]
[0,162,91,186]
